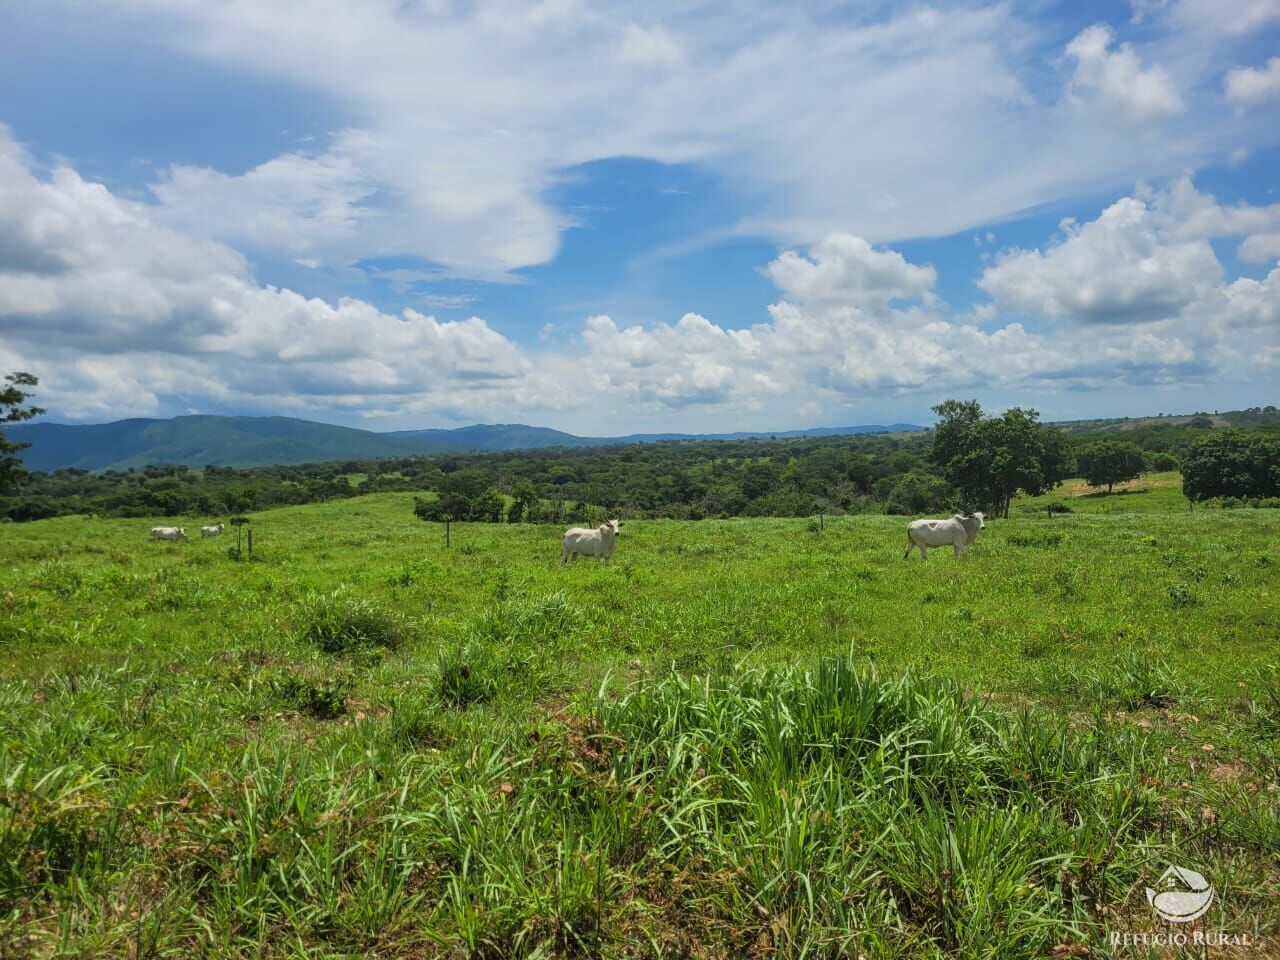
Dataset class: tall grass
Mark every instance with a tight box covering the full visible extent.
[0,493,1276,955]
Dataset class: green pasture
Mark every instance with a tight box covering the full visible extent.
[1,483,1277,957]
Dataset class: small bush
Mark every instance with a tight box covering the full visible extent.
[295,590,404,654]
[387,695,448,747]
[1045,501,1072,514]
[1007,531,1063,548]
[1166,583,1199,608]
[1067,651,1182,710]
[435,643,502,707]
[1245,673,1280,737]
[470,591,581,647]
[270,674,351,720]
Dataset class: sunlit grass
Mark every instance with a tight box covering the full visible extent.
[1,483,1277,956]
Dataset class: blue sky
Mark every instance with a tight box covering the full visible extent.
[0,0,1277,433]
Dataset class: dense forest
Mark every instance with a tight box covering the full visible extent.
[3,392,1277,523]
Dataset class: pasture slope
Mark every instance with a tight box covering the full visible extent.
[1,475,1278,958]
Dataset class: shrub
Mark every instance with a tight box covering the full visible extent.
[270,674,350,719]
[387,695,448,748]
[434,642,502,707]
[1066,651,1182,710]
[1045,501,1072,514]
[1007,531,1064,548]
[295,590,404,654]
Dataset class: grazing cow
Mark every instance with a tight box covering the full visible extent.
[201,523,225,538]
[561,519,622,564]
[903,512,985,560]
[151,526,188,541]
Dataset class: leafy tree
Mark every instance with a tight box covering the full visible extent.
[1181,431,1280,502]
[0,372,44,494]
[508,478,537,523]
[415,468,504,522]
[930,401,1055,518]
[1075,440,1145,493]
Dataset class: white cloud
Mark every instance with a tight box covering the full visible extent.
[149,148,379,259]
[980,199,1217,324]
[1129,0,1170,25]
[1239,233,1280,262]
[1,131,1275,430]
[1225,57,1280,106]
[0,127,551,421]
[1065,24,1184,122]
[50,0,1254,279]
[979,176,1280,325]
[763,234,936,307]
[617,24,681,67]
[1175,0,1280,35]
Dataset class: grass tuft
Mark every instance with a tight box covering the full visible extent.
[295,589,405,653]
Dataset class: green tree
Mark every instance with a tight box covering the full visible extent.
[930,401,1054,518]
[1181,431,1280,502]
[508,478,537,523]
[0,373,44,494]
[416,468,504,522]
[1075,440,1146,493]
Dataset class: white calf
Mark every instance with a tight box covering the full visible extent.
[151,526,188,541]
[201,523,225,537]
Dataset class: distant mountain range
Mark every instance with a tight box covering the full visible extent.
[7,415,926,472]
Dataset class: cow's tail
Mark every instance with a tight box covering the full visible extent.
[903,535,914,559]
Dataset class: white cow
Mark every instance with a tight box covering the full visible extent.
[151,526,189,541]
[561,519,622,564]
[201,523,225,538]
[903,512,985,560]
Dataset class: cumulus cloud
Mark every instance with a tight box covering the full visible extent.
[763,235,936,307]
[979,198,1219,324]
[1065,24,1185,122]
[1,130,1276,430]
[1225,57,1280,106]
[0,127,550,421]
[980,177,1280,327]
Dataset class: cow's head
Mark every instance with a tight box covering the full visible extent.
[970,512,986,529]
[607,518,622,535]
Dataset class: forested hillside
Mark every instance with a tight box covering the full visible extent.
[6,400,1276,523]
[7,414,925,472]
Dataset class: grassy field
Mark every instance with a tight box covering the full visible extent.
[1,479,1278,957]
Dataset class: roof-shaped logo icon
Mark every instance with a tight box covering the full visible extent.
[1146,864,1215,923]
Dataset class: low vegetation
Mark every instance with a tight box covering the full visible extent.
[1,485,1278,957]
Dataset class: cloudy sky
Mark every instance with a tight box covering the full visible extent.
[1,0,1277,433]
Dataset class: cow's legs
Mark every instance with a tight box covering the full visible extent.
[918,544,927,560]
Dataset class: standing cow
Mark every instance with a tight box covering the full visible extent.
[561,519,622,564]
[201,523,225,537]
[903,512,985,559]
[151,526,189,541]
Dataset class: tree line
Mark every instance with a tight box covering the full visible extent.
[1,373,1277,523]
